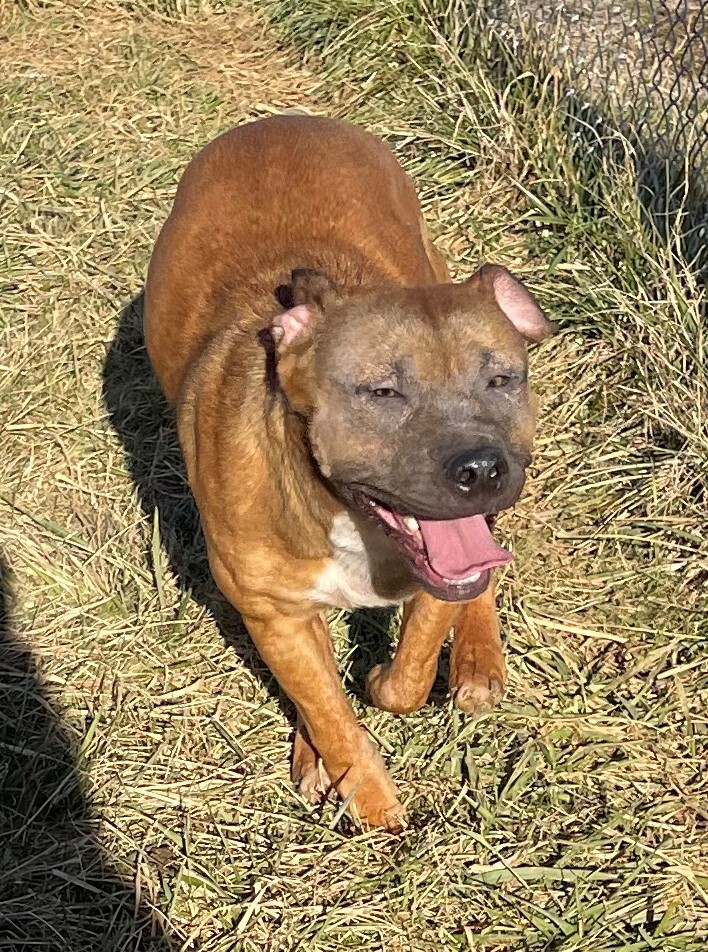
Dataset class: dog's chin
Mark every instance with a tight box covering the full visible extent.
[335,484,514,603]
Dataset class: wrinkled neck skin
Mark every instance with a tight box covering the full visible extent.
[260,388,342,559]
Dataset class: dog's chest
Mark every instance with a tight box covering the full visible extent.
[309,513,413,609]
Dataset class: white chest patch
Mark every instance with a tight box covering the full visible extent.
[309,512,413,609]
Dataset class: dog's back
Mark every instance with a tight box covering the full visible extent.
[144,115,442,404]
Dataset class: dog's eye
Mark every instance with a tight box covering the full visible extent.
[488,374,511,389]
[355,383,405,401]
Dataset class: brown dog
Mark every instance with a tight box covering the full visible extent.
[144,115,551,830]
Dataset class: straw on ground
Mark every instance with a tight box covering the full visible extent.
[1,1,706,950]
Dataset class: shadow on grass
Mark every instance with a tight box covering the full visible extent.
[102,292,275,694]
[101,293,396,719]
[0,552,172,951]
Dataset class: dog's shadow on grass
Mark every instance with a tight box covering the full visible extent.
[102,292,396,715]
[0,552,172,950]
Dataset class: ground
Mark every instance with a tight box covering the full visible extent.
[0,1,706,950]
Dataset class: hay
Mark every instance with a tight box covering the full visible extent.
[1,0,706,948]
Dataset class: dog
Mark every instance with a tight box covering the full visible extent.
[143,115,551,830]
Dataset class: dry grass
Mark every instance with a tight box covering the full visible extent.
[1,0,707,949]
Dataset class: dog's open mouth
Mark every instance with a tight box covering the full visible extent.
[355,491,513,602]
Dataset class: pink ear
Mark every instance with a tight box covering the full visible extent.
[488,266,553,343]
[270,304,313,346]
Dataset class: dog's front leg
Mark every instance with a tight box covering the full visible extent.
[366,593,462,714]
[449,583,506,715]
[245,609,406,831]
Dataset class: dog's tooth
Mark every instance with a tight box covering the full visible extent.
[404,516,419,532]
[468,572,481,582]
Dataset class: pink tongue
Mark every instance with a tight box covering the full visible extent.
[418,514,513,581]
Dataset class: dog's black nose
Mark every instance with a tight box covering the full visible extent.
[446,447,508,495]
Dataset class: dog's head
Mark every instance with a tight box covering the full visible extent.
[267,265,553,602]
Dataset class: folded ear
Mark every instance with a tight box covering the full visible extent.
[270,268,340,348]
[270,304,313,347]
[470,264,555,343]
[290,268,339,310]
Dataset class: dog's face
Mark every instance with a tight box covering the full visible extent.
[270,266,552,602]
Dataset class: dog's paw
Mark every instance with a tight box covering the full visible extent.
[335,740,408,833]
[354,795,408,834]
[346,774,408,833]
[295,760,332,804]
[451,673,504,716]
[291,724,331,804]
[366,662,428,715]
